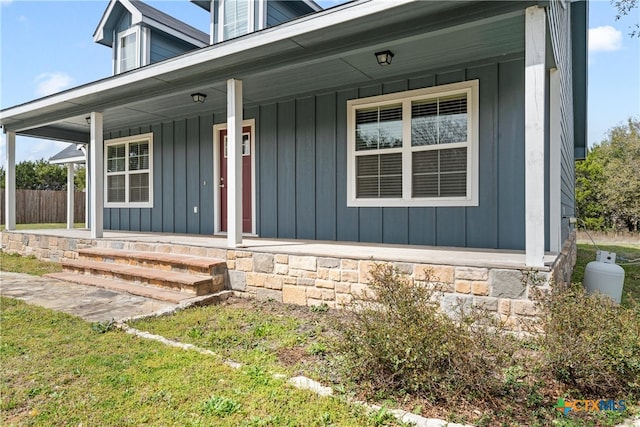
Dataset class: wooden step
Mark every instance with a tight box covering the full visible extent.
[61,259,223,295]
[77,248,226,276]
[44,272,193,304]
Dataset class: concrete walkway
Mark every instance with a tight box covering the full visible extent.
[0,272,178,322]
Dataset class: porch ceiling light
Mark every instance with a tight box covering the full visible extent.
[191,93,207,103]
[85,116,91,125]
[375,50,394,66]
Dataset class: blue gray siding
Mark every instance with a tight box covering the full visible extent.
[266,1,307,27]
[104,57,531,250]
[150,33,197,63]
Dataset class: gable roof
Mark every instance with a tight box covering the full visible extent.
[49,144,86,165]
[94,0,208,48]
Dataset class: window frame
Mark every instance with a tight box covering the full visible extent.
[346,80,479,207]
[217,0,255,42]
[104,133,154,208]
[116,26,140,74]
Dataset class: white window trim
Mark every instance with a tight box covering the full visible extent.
[217,0,255,42]
[104,132,154,208]
[346,80,479,207]
[116,26,140,74]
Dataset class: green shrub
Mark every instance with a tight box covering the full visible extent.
[539,284,640,396]
[334,263,514,402]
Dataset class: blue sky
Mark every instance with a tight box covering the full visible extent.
[1,0,638,163]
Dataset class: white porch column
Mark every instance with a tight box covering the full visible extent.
[89,112,103,239]
[227,78,243,247]
[525,6,547,267]
[66,163,75,229]
[81,145,90,229]
[4,131,16,230]
[549,69,562,253]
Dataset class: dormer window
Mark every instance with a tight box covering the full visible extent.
[117,27,139,73]
[219,0,253,41]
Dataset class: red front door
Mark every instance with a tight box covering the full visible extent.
[219,126,252,233]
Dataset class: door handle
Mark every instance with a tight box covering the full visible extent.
[219,177,225,188]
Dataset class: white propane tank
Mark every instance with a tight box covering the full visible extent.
[583,250,625,304]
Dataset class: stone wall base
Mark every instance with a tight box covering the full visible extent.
[2,231,577,332]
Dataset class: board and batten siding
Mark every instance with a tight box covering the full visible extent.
[150,33,197,64]
[104,57,534,250]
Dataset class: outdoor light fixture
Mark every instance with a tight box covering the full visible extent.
[375,50,394,66]
[191,93,207,103]
[85,116,91,125]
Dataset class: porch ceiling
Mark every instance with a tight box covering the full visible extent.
[0,0,529,144]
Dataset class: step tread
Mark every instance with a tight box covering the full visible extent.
[62,259,213,286]
[44,272,191,304]
[78,248,225,269]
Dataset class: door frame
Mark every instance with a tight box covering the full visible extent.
[213,118,256,236]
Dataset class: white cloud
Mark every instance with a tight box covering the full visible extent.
[34,72,74,97]
[589,25,623,53]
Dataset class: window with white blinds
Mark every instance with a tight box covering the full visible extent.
[105,133,153,207]
[221,0,251,40]
[116,27,139,73]
[347,81,478,207]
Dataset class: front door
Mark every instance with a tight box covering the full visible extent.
[219,126,252,233]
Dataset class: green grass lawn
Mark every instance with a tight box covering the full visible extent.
[0,297,384,426]
[0,252,62,276]
[572,243,640,307]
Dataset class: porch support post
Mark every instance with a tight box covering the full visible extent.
[549,69,562,253]
[227,78,243,247]
[3,130,16,230]
[89,112,103,239]
[525,6,546,267]
[81,145,90,229]
[66,163,75,229]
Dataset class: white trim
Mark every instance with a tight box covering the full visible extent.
[213,118,256,238]
[346,81,479,208]
[103,132,154,208]
[257,0,266,31]
[90,112,104,239]
[525,6,546,267]
[66,163,75,229]
[4,131,16,230]
[141,26,151,67]
[49,156,86,165]
[549,68,562,253]
[116,26,141,74]
[3,0,417,123]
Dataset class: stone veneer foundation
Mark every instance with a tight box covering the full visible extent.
[2,231,577,331]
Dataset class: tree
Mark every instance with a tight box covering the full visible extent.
[0,159,83,191]
[577,117,640,231]
[599,118,640,231]
[612,0,639,37]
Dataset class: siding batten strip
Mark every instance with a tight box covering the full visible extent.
[524,6,546,267]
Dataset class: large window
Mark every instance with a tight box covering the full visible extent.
[220,0,252,41]
[347,81,479,207]
[105,133,153,208]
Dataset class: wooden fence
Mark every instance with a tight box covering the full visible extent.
[0,189,86,225]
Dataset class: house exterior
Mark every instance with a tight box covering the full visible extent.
[1,0,587,322]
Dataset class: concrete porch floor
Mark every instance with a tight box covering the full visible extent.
[2,228,558,270]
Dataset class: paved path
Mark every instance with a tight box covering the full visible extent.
[0,272,178,322]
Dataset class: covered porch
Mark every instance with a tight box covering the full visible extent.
[1,0,563,268]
